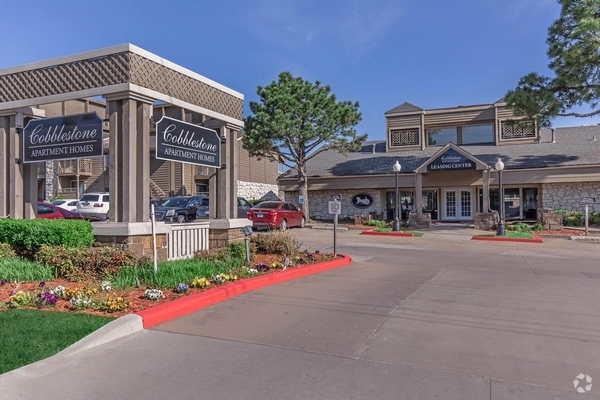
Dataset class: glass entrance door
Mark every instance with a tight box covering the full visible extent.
[443,189,473,220]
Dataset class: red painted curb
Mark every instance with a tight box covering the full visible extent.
[472,234,543,243]
[135,255,353,328]
[361,229,414,237]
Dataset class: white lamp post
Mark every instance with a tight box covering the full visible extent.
[495,158,505,236]
[393,160,402,231]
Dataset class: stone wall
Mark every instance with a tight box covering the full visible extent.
[209,228,245,249]
[542,182,600,212]
[237,181,280,201]
[285,189,386,220]
[94,233,168,262]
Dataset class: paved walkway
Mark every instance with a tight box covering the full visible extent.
[1,229,600,399]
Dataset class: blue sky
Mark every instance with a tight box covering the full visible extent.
[1,0,599,140]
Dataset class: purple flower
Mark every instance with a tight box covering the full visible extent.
[315,250,321,255]
[9,289,16,296]
[38,281,46,288]
[255,263,270,272]
[0,280,7,286]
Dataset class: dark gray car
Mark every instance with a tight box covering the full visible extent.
[197,197,252,218]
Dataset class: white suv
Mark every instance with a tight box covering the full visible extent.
[77,193,110,221]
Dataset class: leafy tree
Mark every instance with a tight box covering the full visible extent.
[505,0,600,127]
[243,72,367,219]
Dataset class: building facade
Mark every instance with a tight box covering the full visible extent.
[278,100,600,227]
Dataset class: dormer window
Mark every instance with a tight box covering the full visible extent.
[427,124,494,146]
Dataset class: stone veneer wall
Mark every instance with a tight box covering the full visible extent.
[237,181,281,200]
[542,182,600,212]
[285,189,386,220]
[94,234,168,262]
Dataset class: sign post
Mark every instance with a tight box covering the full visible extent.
[580,197,596,236]
[328,199,341,255]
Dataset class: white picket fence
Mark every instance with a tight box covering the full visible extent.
[167,222,210,260]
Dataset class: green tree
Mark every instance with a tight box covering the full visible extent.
[243,72,367,219]
[505,0,600,127]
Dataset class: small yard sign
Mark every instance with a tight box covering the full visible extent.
[580,197,596,204]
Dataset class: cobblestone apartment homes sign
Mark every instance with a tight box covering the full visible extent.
[22,112,103,163]
[427,148,476,172]
[155,116,221,168]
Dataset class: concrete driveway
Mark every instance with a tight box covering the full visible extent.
[2,227,600,399]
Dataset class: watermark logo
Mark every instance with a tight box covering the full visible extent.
[573,373,592,393]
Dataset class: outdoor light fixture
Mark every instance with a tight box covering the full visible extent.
[392,160,402,231]
[495,158,505,236]
[241,225,253,264]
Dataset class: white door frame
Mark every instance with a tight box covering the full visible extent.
[443,188,473,221]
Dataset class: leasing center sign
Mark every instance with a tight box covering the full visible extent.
[22,112,103,163]
[427,148,476,172]
[155,117,221,168]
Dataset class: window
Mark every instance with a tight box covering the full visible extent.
[282,203,290,211]
[288,203,299,211]
[102,195,109,203]
[462,125,493,144]
[390,129,420,146]
[238,198,251,207]
[196,184,208,195]
[278,163,286,173]
[427,127,456,146]
[80,194,99,202]
[188,198,199,207]
[38,205,54,214]
[200,198,209,207]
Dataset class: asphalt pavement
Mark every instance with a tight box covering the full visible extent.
[2,227,600,399]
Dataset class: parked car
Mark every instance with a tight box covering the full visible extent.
[196,197,253,219]
[155,196,205,223]
[246,201,305,230]
[37,202,84,219]
[77,192,110,221]
[50,198,80,212]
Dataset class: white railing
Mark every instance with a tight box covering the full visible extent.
[167,221,210,260]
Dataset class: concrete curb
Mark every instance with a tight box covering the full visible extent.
[56,314,144,357]
[310,225,349,231]
[472,234,543,243]
[569,235,600,241]
[360,229,414,237]
[136,255,354,328]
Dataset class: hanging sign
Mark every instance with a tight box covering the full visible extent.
[155,116,221,168]
[22,112,104,163]
[427,148,476,172]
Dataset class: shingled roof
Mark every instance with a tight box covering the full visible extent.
[279,125,600,179]
[384,102,423,115]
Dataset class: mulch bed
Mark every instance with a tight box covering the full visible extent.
[0,253,336,319]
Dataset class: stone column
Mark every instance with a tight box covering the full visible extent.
[482,169,490,212]
[104,92,154,223]
[0,113,14,217]
[415,173,423,214]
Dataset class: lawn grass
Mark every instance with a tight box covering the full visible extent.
[110,257,243,289]
[0,309,114,374]
[0,258,54,282]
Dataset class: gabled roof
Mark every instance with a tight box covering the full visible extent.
[384,102,423,115]
[414,143,489,173]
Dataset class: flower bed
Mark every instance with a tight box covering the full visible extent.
[0,251,340,318]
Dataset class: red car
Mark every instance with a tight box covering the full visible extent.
[37,201,85,219]
[246,201,305,230]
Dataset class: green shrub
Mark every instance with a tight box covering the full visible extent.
[250,231,301,256]
[0,243,16,259]
[554,210,584,226]
[513,222,532,232]
[226,240,249,260]
[35,245,138,281]
[591,212,600,225]
[0,219,94,256]
[365,219,387,228]
[532,223,543,231]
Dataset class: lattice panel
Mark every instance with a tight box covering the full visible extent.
[501,121,535,139]
[390,129,419,146]
[0,53,130,102]
[195,165,210,176]
[130,54,243,121]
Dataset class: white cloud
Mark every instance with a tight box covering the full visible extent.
[242,0,404,59]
